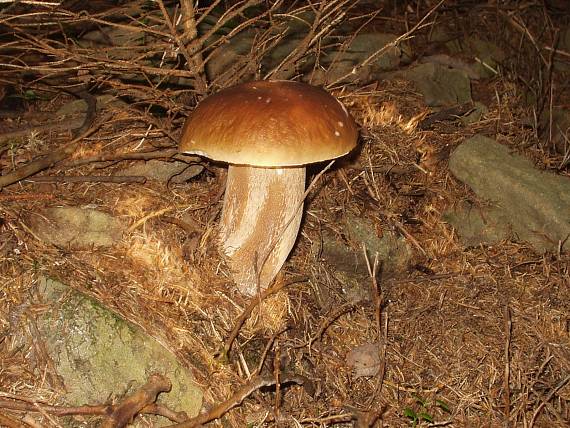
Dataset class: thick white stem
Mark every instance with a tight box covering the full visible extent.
[219,165,305,295]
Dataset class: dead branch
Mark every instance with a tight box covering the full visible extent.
[0,116,86,145]
[0,192,54,202]
[503,305,512,425]
[25,175,147,184]
[0,118,105,190]
[0,377,186,425]
[61,148,182,168]
[166,374,308,428]
[178,0,207,93]
[266,0,353,80]
[71,90,98,137]
[100,373,171,428]
[301,302,357,350]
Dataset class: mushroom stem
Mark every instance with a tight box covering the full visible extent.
[220,165,305,296]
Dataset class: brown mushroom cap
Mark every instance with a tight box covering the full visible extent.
[179,80,358,167]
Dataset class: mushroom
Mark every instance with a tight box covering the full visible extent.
[180,80,358,295]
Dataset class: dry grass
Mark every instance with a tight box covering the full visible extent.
[1,1,570,427]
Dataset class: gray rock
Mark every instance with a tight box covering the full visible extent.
[402,63,472,107]
[34,277,203,426]
[28,207,123,249]
[118,159,203,184]
[445,35,505,79]
[204,28,257,82]
[447,135,570,252]
[344,214,413,274]
[443,201,514,247]
[56,95,126,117]
[318,215,412,302]
[312,33,409,84]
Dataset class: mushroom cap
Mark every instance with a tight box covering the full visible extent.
[179,80,358,167]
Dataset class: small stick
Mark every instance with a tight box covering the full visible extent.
[128,207,174,233]
[529,375,570,428]
[71,91,98,138]
[503,304,512,427]
[295,302,356,349]
[273,339,282,420]
[363,245,388,402]
[25,175,146,184]
[253,327,289,376]
[161,215,202,235]
[222,275,308,359]
[362,246,382,336]
[0,193,55,202]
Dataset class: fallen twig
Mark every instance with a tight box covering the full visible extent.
[62,148,183,168]
[0,375,186,425]
[25,175,147,184]
[503,304,512,425]
[0,399,186,423]
[166,374,308,428]
[529,375,570,428]
[0,116,106,190]
[300,302,357,350]
[0,116,86,145]
[100,373,171,428]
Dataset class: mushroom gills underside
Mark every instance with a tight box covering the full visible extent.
[219,164,305,295]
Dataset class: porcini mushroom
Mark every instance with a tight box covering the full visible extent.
[180,80,358,295]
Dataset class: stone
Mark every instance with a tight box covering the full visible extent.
[313,33,409,84]
[447,135,570,252]
[402,63,472,107]
[28,207,123,249]
[317,215,413,303]
[445,35,505,79]
[118,159,203,184]
[56,95,126,117]
[33,277,203,426]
